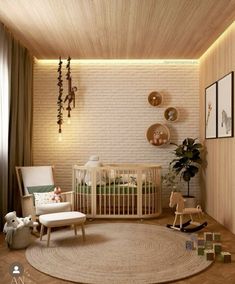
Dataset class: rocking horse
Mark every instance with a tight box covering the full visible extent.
[167,191,207,233]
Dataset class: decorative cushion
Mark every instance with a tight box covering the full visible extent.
[34,192,54,208]
[28,185,55,205]
[35,202,71,216]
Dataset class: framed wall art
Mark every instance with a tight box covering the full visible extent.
[205,82,217,139]
[217,72,234,138]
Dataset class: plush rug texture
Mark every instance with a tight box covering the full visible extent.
[26,223,212,283]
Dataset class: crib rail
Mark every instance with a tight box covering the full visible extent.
[72,164,161,218]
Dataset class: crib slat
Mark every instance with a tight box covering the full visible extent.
[108,171,111,215]
[148,172,151,215]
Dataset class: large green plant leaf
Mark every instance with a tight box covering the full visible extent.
[184,151,193,158]
[172,161,184,171]
[192,143,202,149]
[182,171,191,181]
[175,146,184,156]
[188,165,199,176]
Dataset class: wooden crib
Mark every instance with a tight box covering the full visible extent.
[72,164,162,218]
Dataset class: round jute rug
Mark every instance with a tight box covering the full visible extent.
[26,223,212,283]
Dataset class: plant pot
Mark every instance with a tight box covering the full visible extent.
[183,196,197,208]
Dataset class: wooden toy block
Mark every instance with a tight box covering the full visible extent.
[213,232,221,242]
[221,252,231,263]
[205,241,213,249]
[217,254,223,262]
[197,246,205,255]
[197,238,205,247]
[204,232,213,241]
[205,249,215,261]
[186,240,194,250]
[213,243,222,254]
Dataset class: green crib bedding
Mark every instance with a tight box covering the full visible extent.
[75,184,156,195]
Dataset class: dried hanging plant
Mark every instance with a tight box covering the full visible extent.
[57,57,63,133]
[57,56,77,136]
[64,56,77,118]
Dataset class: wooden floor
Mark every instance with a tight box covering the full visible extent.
[1,210,235,284]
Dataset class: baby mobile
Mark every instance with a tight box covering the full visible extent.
[57,57,77,140]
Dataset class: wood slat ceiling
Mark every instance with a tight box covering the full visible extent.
[0,0,235,59]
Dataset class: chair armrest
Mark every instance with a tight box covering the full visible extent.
[61,191,74,196]
[61,191,74,210]
[20,195,36,219]
[21,194,33,199]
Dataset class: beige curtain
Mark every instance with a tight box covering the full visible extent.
[0,23,12,228]
[8,38,33,213]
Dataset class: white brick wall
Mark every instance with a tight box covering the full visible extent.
[33,60,199,207]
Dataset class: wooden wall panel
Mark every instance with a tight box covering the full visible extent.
[199,23,235,234]
[0,0,235,59]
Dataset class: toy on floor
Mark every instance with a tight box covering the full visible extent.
[166,191,207,232]
[3,211,38,249]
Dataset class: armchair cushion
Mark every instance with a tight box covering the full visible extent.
[35,202,71,215]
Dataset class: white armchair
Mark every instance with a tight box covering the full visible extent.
[16,166,74,221]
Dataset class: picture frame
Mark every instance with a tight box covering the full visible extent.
[205,82,217,139]
[217,72,234,138]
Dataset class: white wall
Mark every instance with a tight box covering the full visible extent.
[33,60,199,207]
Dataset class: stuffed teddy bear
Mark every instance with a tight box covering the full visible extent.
[84,156,106,186]
[52,186,62,203]
[168,110,175,121]
[3,211,24,232]
[21,215,38,228]
[3,212,38,249]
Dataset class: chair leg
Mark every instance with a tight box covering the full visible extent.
[74,225,77,236]
[40,224,44,241]
[47,227,51,247]
[81,224,85,241]
[180,215,183,229]
[173,214,178,227]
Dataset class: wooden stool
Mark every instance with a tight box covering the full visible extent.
[39,211,86,247]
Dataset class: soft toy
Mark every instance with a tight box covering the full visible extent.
[3,212,38,249]
[3,211,24,232]
[84,156,105,186]
[85,155,102,167]
[52,186,62,203]
[168,110,175,121]
[21,215,38,228]
[3,211,24,247]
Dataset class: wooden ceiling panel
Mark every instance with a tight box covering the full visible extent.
[0,0,235,59]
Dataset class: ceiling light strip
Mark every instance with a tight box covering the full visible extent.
[37,59,198,65]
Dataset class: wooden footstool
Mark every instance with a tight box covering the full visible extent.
[39,211,86,247]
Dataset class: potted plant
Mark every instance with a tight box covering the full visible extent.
[162,165,181,192]
[170,138,202,207]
